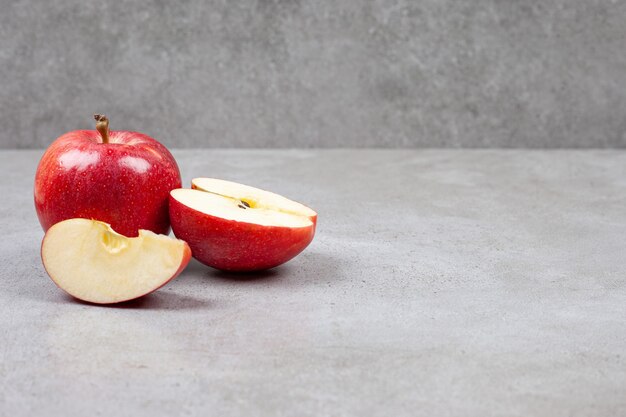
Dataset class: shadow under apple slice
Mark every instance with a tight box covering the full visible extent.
[183,257,288,282]
[198,250,342,284]
[208,267,284,282]
[63,290,214,311]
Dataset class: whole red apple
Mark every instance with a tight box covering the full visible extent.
[34,115,181,237]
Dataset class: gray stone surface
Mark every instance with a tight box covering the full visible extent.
[1,149,626,416]
[2,1,626,149]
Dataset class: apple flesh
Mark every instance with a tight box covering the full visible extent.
[34,115,182,237]
[41,218,191,304]
[170,178,317,271]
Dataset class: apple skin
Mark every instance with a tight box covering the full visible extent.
[34,129,181,237]
[169,194,316,271]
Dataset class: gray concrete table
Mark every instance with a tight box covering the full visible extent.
[1,149,625,417]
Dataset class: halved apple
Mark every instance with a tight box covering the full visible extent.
[41,218,191,304]
[170,178,317,271]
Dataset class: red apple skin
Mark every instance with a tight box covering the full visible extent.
[151,242,192,293]
[34,129,182,237]
[169,194,316,271]
[40,237,192,305]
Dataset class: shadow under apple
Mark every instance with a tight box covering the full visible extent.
[62,290,214,311]
[190,250,342,284]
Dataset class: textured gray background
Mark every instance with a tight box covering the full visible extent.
[2,0,626,148]
[2,149,626,416]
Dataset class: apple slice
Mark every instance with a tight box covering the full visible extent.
[191,178,318,224]
[170,178,317,271]
[41,218,191,304]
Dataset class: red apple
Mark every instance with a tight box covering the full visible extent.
[169,178,317,271]
[41,218,191,304]
[34,115,181,237]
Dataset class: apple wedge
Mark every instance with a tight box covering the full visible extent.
[41,218,191,304]
[170,178,317,271]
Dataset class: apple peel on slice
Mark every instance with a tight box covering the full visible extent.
[41,218,191,304]
[170,178,317,271]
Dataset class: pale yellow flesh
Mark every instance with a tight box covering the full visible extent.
[173,183,315,228]
[42,219,186,304]
[191,178,317,219]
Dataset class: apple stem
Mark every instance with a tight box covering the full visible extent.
[94,114,110,144]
